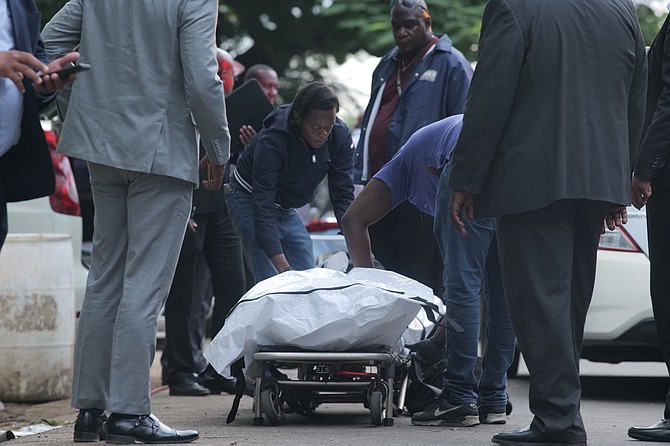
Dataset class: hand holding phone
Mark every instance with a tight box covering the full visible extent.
[51,62,91,78]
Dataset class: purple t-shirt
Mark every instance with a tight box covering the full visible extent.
[372,114,463,217]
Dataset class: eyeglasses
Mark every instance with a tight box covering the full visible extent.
[389,0,426,10]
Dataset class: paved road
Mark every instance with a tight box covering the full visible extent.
[8,358,668,446]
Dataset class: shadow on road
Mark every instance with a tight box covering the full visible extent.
[580,375,667,402]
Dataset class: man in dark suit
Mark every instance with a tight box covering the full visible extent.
[447,0,647,444]
[0,0,78,251]
[628,13,670,443]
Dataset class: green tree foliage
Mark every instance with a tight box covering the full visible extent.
[217,1,668,78]
[35,0,67,26]
[217,0,484,72]
[637,4,667,44]
[216,0,484,102]
[35,0,668,103]
[34,0,670,66]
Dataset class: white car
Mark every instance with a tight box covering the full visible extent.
[508,205,659,376]
[583,206,659,363]
[5,117,88,319]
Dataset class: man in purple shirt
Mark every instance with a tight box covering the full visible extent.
[341,114,516,427]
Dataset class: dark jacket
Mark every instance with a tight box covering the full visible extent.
[1,0,55,203]
[448,0,646,217]
[353,34,472,183]
[634,14,670,193]
[233,105,354,258]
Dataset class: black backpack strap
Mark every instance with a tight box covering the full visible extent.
[226,358,246,424]
[409,352,441,397]
[408,296,463,333]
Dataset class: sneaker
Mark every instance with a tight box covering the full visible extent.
[411,399,479,427]
[478,405,507,424]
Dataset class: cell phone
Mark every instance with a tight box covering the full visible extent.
[52,63,91,78]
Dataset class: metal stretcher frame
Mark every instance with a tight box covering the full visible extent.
[252,351,403,426]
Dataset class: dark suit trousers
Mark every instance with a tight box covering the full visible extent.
[646,190,670,418]
[163,205,246,383]
[496,199,608,442]
[0,182,7,250]
[368,200,444,297]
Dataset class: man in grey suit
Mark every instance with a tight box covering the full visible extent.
[42,0,230,443]
[446,0,647,444]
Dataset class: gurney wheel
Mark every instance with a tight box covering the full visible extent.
[260,382,285,425]
[369,389,385,426]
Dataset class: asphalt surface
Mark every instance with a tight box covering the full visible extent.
[2,357,668,446]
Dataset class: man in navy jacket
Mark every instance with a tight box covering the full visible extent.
[228,82,354,284]
[353,0,471,296]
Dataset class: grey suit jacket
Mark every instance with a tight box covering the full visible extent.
[41,0,230,184]
[448,0,647,218]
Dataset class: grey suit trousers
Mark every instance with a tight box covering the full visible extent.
[71,162,192,415]
[496,199,608,442]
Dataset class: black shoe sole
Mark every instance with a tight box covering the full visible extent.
[492,438,587,446]
[105,433,199,444]
[628,431,670,442]
[411,414,480,427]
[168,389,210,396]
[74,431,103,442]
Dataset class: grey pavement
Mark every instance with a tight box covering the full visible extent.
[7,358,668,446]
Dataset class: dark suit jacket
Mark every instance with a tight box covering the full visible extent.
[634,14,670,193]
[448,0,647,218]
[0,0,55,203]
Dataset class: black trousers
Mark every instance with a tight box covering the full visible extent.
[496,199,608,442]
[0,203,6,251]
[368,200,444,297]
[646,189,670,418]
[0,181,7,250]
[162,204,246,383]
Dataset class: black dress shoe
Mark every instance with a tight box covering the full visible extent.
[629,419,670,441]
[199,364,254,397]
[204,375,255,397]
[169,374,210,396]
[492,426,587,446]
[73,409,107,442]
[105,414,198,444]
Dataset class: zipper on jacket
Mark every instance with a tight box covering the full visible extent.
[312,154,316,163]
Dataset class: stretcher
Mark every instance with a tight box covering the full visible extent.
[204,267,444,426]
[252,349,403,426]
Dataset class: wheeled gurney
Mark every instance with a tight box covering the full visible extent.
[204,267,444,426]
[252,349,402,426]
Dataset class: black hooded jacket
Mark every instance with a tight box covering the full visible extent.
[232,105,354,258]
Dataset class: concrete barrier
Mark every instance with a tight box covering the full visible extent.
[0,234,75,402]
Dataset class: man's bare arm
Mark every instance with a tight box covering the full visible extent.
[341,179,394,267]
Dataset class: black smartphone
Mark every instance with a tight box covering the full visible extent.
[52,63,91,78]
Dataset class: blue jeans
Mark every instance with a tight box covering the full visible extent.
[433,165,516,407]
[225,183,315,284]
